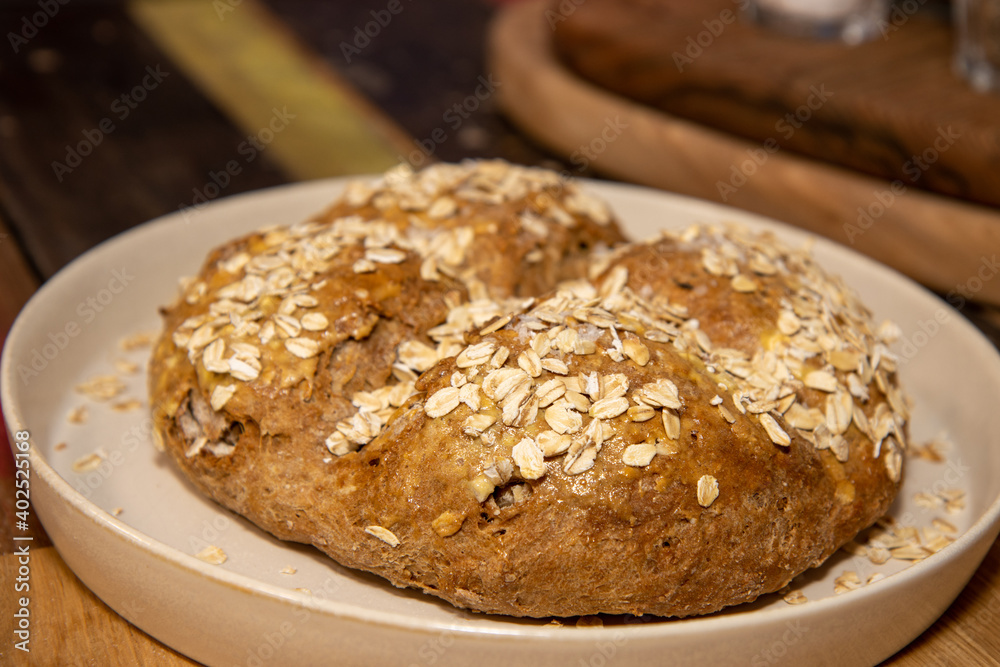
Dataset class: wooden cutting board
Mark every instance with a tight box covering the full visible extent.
[549,0,1000,209]
[488,0,1000,306]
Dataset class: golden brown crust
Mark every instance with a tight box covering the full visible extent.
[149,162,906,618]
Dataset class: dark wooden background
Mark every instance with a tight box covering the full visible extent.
[1,1,998,665]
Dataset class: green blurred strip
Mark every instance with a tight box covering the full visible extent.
[129,0,405,179]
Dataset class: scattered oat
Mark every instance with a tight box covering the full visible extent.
[913,491,941,510]
[114,359,140,374]
[512,437,546,480]
[211,384,238,411]
[285,337,320,359]
[697,474,719,508]
[782,590,808,605]
[425,386,462,418]
[75,374,127,401]
[622,443,657,467]
[829,350,860,373]
[365,525,400,547]
[759,413,791,447]
[300,313,329,331]
[537,430,572,457]
[932,518,957,534]
[545,403,583,434]
[638,379,681,409]
[195,545,228,565]
[280,566,297,575]
[463,413,496,436]
[458,382,481,411]
[483,344,508,368]
[911,433,950,462]
[890,545,930,561]
[777,311,801,336]
[517,349,543,378]
[111,398,143,412]
[112,507,123,516]
[622,335,650,366]
[397,340,439,372]
[825,390,853,435]
[563,443,599,476]
[457,341,496,368]
[480,314,512,336]
[834,570,862,595]
[713,405,734,425]
[54,442,68,451]
[627,405,655,422]
[867,546,890,565]
[541,358,569,375]
[119,331,156,350]
[589,396,629,420]
[353,258,376,273]
[366,247,407,264]
[884,445,903,483]
[563,390,591,413]
[784,404,822,431]
[804,370,838,393]
[72,451,104,473]
[325,432,356,457]
[662,410,680,440]
[731,274,757,293]
[432,511,465,537]
[228,357,260,382]
[535,378,566,408]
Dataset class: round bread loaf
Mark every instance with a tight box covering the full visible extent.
[149,162,907,618]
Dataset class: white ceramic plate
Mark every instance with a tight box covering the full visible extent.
[4,178,1000,667]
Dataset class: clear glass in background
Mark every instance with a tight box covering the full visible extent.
[744,0,891,44]
[954,0,1000,92]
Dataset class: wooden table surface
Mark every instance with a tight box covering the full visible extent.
[1,1,999,665]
